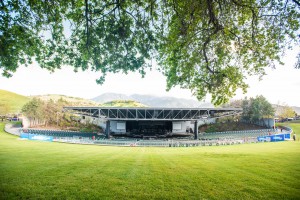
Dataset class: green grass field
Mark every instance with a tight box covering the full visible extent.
[0,122,300,199]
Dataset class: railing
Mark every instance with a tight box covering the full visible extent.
[55,138,247,147]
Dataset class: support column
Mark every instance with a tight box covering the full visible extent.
[194,120,198,140]
[106,120,110,139]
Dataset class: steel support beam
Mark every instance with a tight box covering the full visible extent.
[194,120,198,140]
[106,120,110,139]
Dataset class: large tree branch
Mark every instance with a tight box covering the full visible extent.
[0,0,5,8]
[291,0,300,7]
[85,0,90,50]
[202,0,223,75]
[90,2,118,15]
[202,27,222,75]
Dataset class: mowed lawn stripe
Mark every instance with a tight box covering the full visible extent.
[0,123,300,199]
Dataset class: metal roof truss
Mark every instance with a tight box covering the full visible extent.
[65,107,242,121]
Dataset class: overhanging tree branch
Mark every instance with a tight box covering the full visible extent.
[291,0,300,7]
[85,0,90,53]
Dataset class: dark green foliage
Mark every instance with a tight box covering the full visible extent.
[1,0,299,105]
[242,95,275,122]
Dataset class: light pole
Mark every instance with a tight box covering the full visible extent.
[56,112,59,127]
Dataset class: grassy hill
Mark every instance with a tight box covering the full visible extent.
[0,122,299,199]
[31,94,100,106]
[101,100,147,107]
[0,91,145,116]
[0,89,30,114]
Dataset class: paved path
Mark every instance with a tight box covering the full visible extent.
[4,123,21,136]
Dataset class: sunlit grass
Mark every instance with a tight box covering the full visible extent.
[0,122,299,199]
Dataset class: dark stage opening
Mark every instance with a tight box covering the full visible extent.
[126,121,172,136]
[110,121,193,139]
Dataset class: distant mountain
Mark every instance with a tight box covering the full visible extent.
[0,89,30,113]
[101,100,147,107]
[130,94,213,108]
[292,106,300,115]
[273,104,300,115]
[31,94,100,107]
[92,93,129,103]
[32,94,145,107]
[92,93,214,108]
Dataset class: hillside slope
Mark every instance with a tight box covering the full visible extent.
[0,89,30,113]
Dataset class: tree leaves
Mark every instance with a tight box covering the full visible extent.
[242,95,275,122]
[1,0,299,105]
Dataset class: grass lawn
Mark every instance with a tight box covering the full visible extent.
[0,122,300,199]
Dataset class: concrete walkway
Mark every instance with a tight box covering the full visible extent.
[4,123,21,136]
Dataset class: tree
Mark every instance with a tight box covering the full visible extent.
[241,97,253,121]
[278,104,296,119]
[1,0,299,105]
[241,95,274,122]
[0,103,10,121]
[21,97,102,131]
[21,98,45,126]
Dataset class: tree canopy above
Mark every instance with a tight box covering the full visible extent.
[1,0,299,105]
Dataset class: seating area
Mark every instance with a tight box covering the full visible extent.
[16,127,289,147]
[21,128,105,139]
[199,129,277,140]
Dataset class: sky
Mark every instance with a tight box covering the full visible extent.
[0,48,299,107]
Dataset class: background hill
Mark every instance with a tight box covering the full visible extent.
[31,94,100,106]
[101,100,146,107]
[2,89,299,114]
[292,106,300,115]
[92,93,213,108]
[0,90,147,115]
[92,93,129,103]
[272,104,300,115]
[0,89,30,114]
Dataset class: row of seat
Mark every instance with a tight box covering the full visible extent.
[21,129,105,138]
[199,129,277,139]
